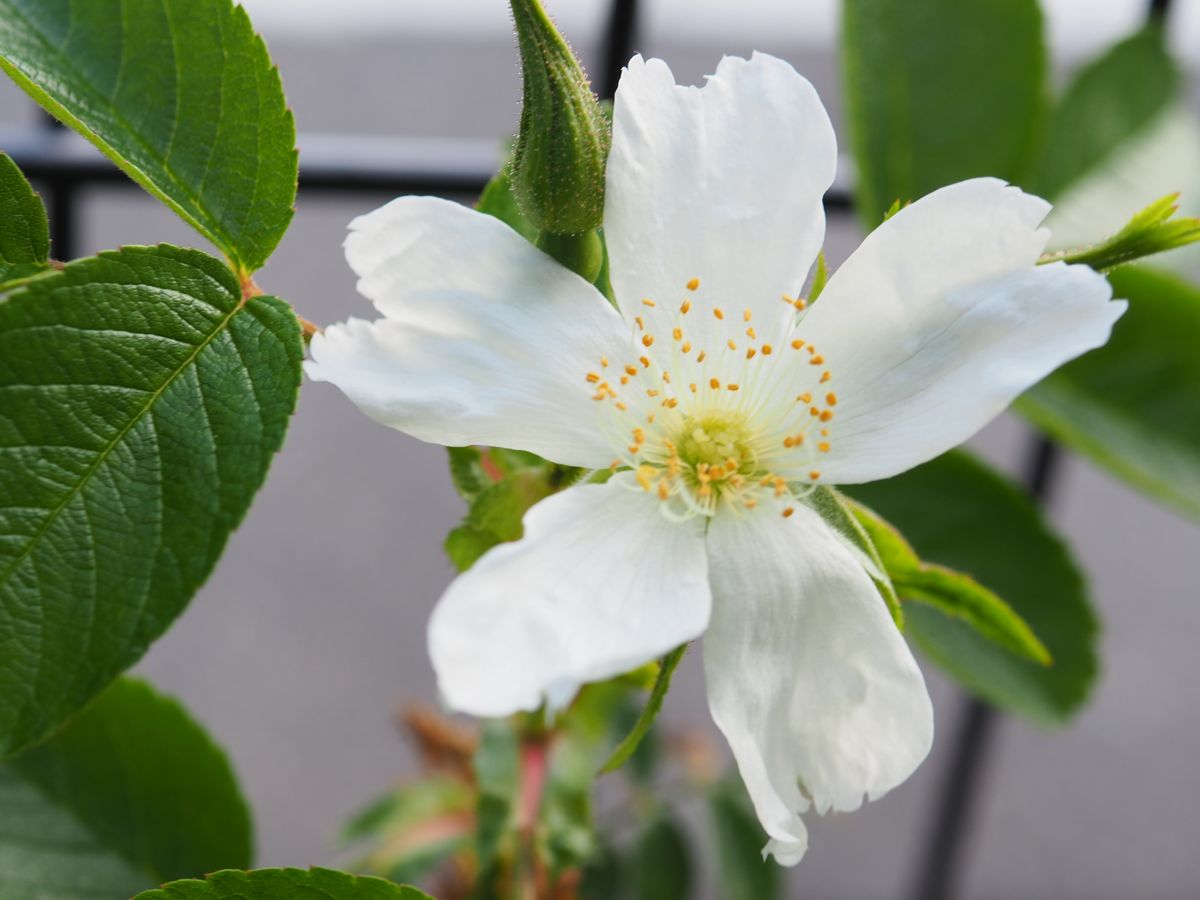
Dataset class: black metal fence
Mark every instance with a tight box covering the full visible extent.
[0,0,1177,897]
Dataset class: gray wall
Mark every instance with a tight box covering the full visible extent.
[1,13,1198,900]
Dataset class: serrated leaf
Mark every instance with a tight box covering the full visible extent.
[1034,24,1178,202]
[0,0,298,273]
[842,0,1046,226]
[631,815,693,900]
[467,470,557,542]
[599,644,686,775]
[0,677,251,896]
[708,781,781,900]
[134,868,433,900]
[444,523,501,573]
[847,500,1049,664]
[446,446,489,503]
[1045,193,1200,271]
[844,451,1096,726]
[0,151,49,285]
[0,244,302,756]
[1019,265,1200,521]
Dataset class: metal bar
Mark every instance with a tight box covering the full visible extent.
[599,0,639,100]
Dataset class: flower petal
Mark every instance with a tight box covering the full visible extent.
[306,196,632,468]
[605,53,836,346]
[702,499,933,865]
[429,474,710,717]
[795,179,1125,484]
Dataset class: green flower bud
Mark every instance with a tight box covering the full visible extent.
[535,229,605,283]
[509,0,611,235]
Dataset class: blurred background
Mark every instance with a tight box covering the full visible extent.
[1,0,1197,897]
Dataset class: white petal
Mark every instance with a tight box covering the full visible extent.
[429,474,710,717]
[605,53,836,347]
[306,196,632,468]
[795,179,1125,484]
[703,499,933,865]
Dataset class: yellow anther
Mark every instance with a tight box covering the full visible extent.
[818,442,831,453]
[773,476,787,497]
[664,397,679,408]
[727,383,740,392]
[681,341,692,354]
[810,406,821,416]
[791,339,805,350]
[820,371,832,383]
[592,392,606,401]
[696,350,707,363]
[727,339,737,350]
[642,298,656,307]
[647,413,656,424]
[809,471,821,481]
[744,497,758,509]
[826,392,838,406]
[661,371,671,383]
[633,427,646,444]
[636,465,655,491]
[820,410,834,422]
[698,484,712,497]
[686,278,700,291]
[616,401,628,411]
[657,480,670,500]
[628,444,640,453]
[600,356,609,367]
[606,384,618,397]
[821,428,830,437]
[586,372,600,383]
[761,344,773,355]
[746,326,757,339]
[642,334,655,347]
[647,389,660,398]
[625,364,638,376]
[689,383,697,393]
[610,460,619,470]
[782,506,795,518]
[782,294,794,305]
[798,392,812,404]
[810,355,824,365]
[727,458,741,471]
[620,375,630,385]
[713,308,725,320]
[806,345,816,354]
[794,298,808,310]
[783,436,795,448]
[635,316,644,331]
[709,377,721,389]
[673,327,683,340]
[746,348,757,360]
[743,308,753,322]
[681,299,692,314]
[640,356,651,368]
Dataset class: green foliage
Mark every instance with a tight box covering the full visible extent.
[807,251,829,304]
[0,678,250,896]
[0,151,49,285]
[848,501,1050,664]
[535,228,605,282]
[1034,24,1178,201]
[1020,266,1200,521]
[134,868,433,900]
[477,165,539,242]
[1043,193,1200,272]
[708,781,781,900]
[0,245,302,756]
[841,0,1046,226]
[509,0,610,235]
[845,452,1096,726]
[473,720,520,871]
[0,0,298,273]
[631,815,693,900]
[599,646,687,775]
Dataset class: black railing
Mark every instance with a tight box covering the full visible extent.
[1,0,1176,897]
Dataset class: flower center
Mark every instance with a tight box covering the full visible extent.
[584,276,840,519]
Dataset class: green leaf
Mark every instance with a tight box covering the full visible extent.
[0,244,302,756]
[0,151,49,285]
[708,781,781,900]
[134,868,433,900]
[631,815,693,900]
[599,644,686,775]
[0,0,298,273]
[1044,193,1200,271]
[447,446,490,503]
[805,487,902,627]
[1034,24,1178,201]
[841,0,1046,226]
[477,164,538,243]
[844,451,1096,725]
[1019,265,1200,521]
[0,677,251,896]
[473,720,519,870]
[847,500,1049,664]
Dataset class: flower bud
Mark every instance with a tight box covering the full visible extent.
[509,0,610,235]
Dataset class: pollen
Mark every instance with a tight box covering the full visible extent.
[797,392,812,404]
[673,327,683,340]
[696,350,707,363]
[761,344,773,355]
[743,308,753,322]
[820,410,834,422]
[794,298,808,310]
[709,378,721,389]
[680,299,692,314]
[690,383,697,393]
[746,348,757,360]
[727,339,737,350]
[624,364,637,376]
[585,372,600,383]
[713,307,725,320]
[826,392,838,406]
[616,401,627,411]
[818,442,830,453]
[642,298,656,307]
[746,327,757,339]
[809,471,821,481]
[646,389,660,398]
[682,341,692,353]
[686,278,700,291]
[642,334,655,347]
[791,339,805,350]
[600,356,609,367]
[820,371,832,383]
[635,316,644,331]
[810,355,824,365]
[727,383,740,392]
[620,375,630,385]
[633,427,646,444]
[782,506,795,518]
[640,356,651,368]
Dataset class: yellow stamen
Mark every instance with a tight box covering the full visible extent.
[585,372,600,383]
[782,506,795,518]
[746,348,757,360]
[673,327,683,340]
[640,356,651,368]
[743,308,753,322]
[686,278,700,291]
[642,298,656,307]
[681,299,692,314]
[818,442,830,452]
[809,470,821,481]
[709,377,721,390]
[761,344,773,355]
[727,383,740,392]
[635,316,644,330]
[826,392,838,406]
[791,339,805,350]
[642,334,655,347]
[625,364,638,376]
[727,339,737,350]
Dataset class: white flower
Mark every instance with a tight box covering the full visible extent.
[306,52,1124,864]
